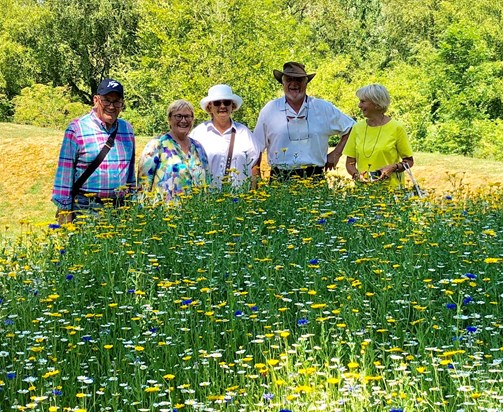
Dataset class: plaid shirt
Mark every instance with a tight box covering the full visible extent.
[52,109,136,210]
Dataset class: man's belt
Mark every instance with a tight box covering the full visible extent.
[270,165,324,180]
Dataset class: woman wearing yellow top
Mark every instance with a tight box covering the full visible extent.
[343,84,414,188]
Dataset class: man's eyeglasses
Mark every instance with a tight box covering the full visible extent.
[285,105,310,141]
[172,114,194,121]
[100,97,124,108]
[212,100,232,107]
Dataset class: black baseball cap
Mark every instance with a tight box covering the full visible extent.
[97,78,124,98]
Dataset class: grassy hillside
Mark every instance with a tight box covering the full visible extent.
[1,122,502,237]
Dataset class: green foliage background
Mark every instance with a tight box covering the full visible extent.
[1,0,502,159]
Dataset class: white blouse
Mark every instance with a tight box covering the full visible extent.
[191,120,261,188]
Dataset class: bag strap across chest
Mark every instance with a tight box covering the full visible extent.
[224,128,236,176]
[71,127,118,197]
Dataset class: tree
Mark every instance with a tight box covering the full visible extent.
[0,0,45,102]
[126,0,313,134]
[419,21,502,155]
[34,0,140,104]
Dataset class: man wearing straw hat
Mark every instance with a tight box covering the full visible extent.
[254,62,354,180]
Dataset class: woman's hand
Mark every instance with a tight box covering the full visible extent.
[354,171,371,183]
[377,164,398,180]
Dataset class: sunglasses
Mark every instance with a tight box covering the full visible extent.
[212,100,233,107]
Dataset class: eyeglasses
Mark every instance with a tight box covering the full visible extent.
[172,114,194,121]
[285,105,310,141]
[212,100,232,107]
[100,97,124,108]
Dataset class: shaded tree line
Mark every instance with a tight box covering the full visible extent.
[1,0,502,159]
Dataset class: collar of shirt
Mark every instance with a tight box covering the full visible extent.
[206,120,236,136]
[284,96,309,118]
[91,108,118,133]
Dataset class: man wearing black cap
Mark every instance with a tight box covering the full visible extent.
[254,62,354,180]
[52,78,136,224]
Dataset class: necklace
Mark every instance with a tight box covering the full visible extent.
[362,123,383,158]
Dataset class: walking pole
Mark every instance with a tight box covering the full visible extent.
[403,162,424,198]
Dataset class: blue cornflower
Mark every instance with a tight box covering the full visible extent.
[309,259,319,265]
[82,335,92,342]
[390,409,403,412]
[250,305,258,311]
[182,299,193,305]
[297,318,309,326]
[52,389,63,396]
[464,273,477,280]
[466,326,477,333]
[347,217,357,224]
[234,310,243,317]
[445,303,457,310]
[127,289,135,294]
[6,372,16,380]
[0,298,3,304]
[445,195,452,200]
[279,409,293,412]
[149,327,158,333]
[462,296,473,305]
[59,249,66,255]
[317,218,327,224]
[4,319,14,326]
[48,223,61,229]
[447,363,455,369]
[263,393,274,401]
[66,274,74,281]
[232,198,239,203]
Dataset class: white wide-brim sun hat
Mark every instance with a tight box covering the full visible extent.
[200,84,243,112]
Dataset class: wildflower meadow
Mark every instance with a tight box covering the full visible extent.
[0,177,502,412]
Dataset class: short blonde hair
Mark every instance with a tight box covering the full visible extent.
[167,99,194,119]
[356,84,391,112]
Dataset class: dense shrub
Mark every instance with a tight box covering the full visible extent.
[424,121,469,156]
[472,119,503,161]
[12,84,89,129]
[0,93,13,121]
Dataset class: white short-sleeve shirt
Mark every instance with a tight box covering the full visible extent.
[191,120,261,187]
[254,96,354,168]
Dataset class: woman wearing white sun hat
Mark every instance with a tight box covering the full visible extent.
[191,84,262,189]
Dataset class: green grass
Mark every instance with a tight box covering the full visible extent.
[0,178,501,411]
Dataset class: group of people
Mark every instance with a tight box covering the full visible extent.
[52,62,414,224]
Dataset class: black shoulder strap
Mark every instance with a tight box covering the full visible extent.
[71,127,118,197]
[224,128,236,176]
